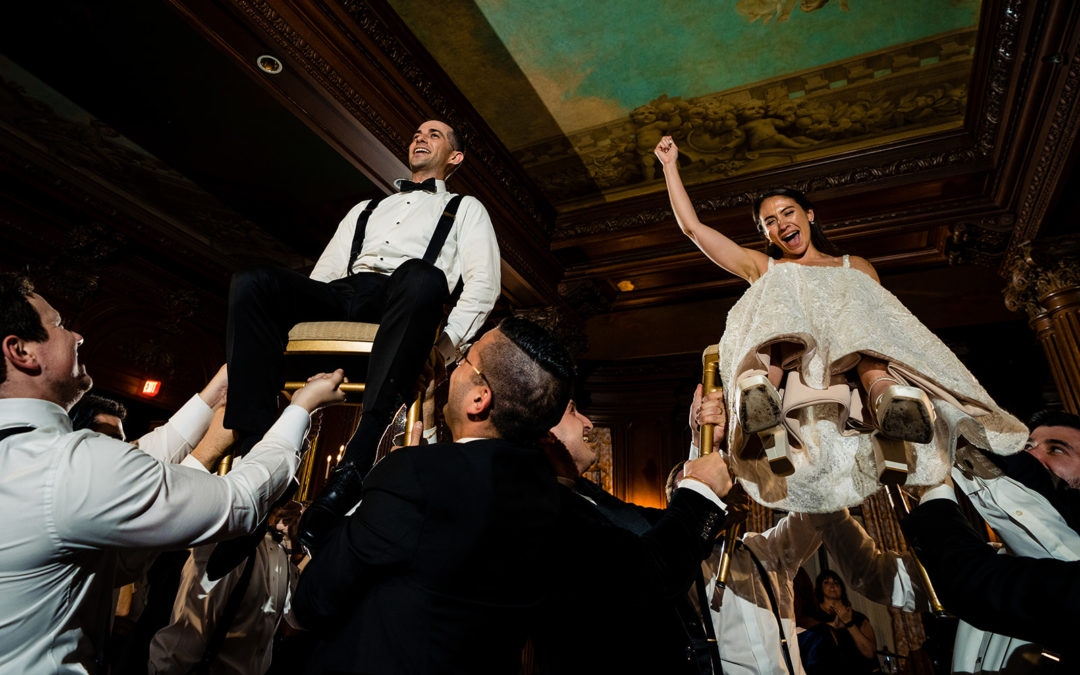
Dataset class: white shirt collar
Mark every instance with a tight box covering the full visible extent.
[0,397,73,433]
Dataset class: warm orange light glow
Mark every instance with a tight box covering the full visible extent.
[141,380,161,397]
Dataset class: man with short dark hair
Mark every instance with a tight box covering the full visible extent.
[222,120,500,546]
[70,393,128,440]
[0,273,343,674]
[1025,409,1080,489]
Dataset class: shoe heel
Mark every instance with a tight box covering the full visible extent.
[758,425,794,476]
[876,385,935,444]
[738,374,782,434]
[871,432,911,485]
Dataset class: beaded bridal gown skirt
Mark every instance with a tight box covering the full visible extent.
[717,259,1027,512]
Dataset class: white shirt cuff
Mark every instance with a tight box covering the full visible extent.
[262,405,311,450]
[676,478,727,513]
[423,426,438,444]
[170,394,215,446]
[921,483,958,503]
[688,442,701,461]
[180,454,210,473]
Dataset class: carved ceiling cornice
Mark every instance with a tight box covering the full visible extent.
[233,0,404,155]
[1010,48,1080,243]
[974,0,1023,158]
[553,138,989,242]
[945,213,1016,267]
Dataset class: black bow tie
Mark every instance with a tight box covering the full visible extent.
[398,177,437,193]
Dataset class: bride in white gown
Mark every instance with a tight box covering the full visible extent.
[655,136,1027,512]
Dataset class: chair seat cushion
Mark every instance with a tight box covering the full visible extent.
[287,321,379,343]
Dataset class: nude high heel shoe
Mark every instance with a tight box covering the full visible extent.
[736,374,782,434]
[874,384,935,444]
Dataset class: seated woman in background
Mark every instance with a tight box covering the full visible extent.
[799,570,879,674]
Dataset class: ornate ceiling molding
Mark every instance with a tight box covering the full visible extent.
[945,214,1016,267]
[531,31,974,202]
[236,0,404,153]
[974,0,1023,156]
[553,0,1025,242]
[1012,49,1080,242]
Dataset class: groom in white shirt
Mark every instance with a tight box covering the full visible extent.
[222,120,501,546]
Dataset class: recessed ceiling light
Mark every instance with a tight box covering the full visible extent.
[616,280,635,292]
[256,55,283,75]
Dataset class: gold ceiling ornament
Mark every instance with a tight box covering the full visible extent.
[1002,235,1080,318]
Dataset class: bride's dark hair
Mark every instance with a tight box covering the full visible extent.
[752,188,845,259]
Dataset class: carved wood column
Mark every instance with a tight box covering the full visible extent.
[1003,236,1080,413]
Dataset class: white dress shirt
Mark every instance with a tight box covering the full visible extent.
[925,468,1080,672]
[0,396,309,675]
[308,179,501,350]
[704,512,821,675]
[148,534,296,675]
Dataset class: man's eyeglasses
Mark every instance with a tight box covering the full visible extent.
[454,343,492,392]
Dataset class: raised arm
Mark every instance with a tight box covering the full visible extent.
[55,371,345,550]
[810,509,924,611]
[655,136,768,282]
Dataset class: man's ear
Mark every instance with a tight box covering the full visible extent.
[447,151,464,169]
[465,384,492,419]
[1,334,38,371]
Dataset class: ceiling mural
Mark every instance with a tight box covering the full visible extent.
[389,0,981,206]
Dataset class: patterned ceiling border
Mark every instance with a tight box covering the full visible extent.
[1012,48,1080,242]
[235,0,403,155]
[553,0,1025,241]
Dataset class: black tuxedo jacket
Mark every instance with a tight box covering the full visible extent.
[902,498,1079,663]
[532,481,726,675]
[293,439,560,675]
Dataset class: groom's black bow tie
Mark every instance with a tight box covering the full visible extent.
[398,177,437,193]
